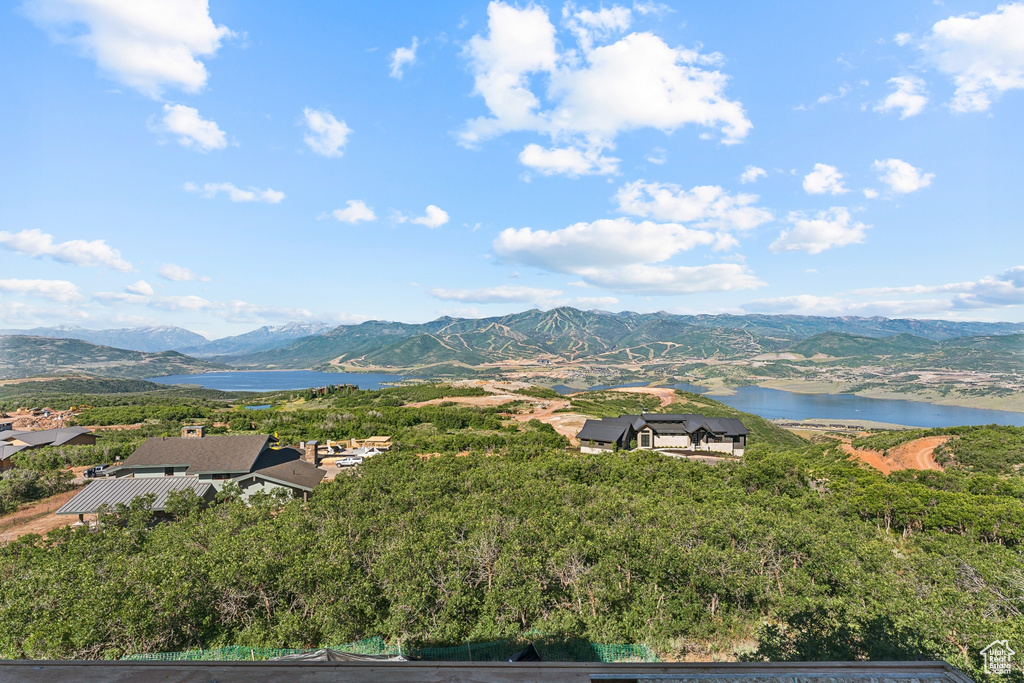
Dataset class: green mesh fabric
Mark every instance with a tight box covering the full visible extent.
[121,634,658,663]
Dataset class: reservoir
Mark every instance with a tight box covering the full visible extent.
[672,384,1024,428]
[148,370,405,392]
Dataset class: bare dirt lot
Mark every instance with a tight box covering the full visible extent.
[842,436,950,474]
[0,488,83,544]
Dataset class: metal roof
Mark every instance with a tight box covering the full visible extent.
[56,477,216,515]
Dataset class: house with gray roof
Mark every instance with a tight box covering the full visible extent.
[56,426,326,519]
[0,426,96,470]
[577,413,747,456]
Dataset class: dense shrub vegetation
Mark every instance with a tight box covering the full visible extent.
[0,469,74,516]
[0,383,1021,680]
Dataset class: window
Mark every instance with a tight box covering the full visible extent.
[212,473,231,480]
[164,467,175,476]
[640,433,650,448]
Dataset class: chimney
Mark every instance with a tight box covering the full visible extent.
[304,440,320,466]
[182,425,206,439]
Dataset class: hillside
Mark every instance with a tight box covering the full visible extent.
[180,321,333,357]
[790,332,939,357]
[0,336,228,380]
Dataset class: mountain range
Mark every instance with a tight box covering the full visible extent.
[226,308,1024,369]
[0,322,332,356]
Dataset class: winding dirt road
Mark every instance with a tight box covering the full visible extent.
[604,386,678,407]
[842,435,949,474]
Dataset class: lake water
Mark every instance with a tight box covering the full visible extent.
[555,381,1024,428]
[148,370,405,392]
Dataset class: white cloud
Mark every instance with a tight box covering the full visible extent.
[816,83,851,105]
[125,280,153,296]
[802,163,849,195]
[492,216,761,294]
[863,188,880,199]
[573,296,619,308]
[740,165,766,184]
[872,158,935,193]
[572,263,763,295]
[0,278,81,303]
[332,200,377,224]
[645,147,667,165]
[158,263,210,282]
[184,182,285,203]
[302,108,352,158]
[894,32,913,47]
[0,228,133,271]
[632,1,672,18]
[924,3,1024,112]
[411,205,449,228]
[874,76,929,118]
[518,143,619,176]
[155,104,226,151]
[25,0,231,98]
[743,266,1024,316]
[770,207,869,254]
[429,285,562,303]
[494,217,716,271]
[615,180,772,232]
[95,290,315,323]
[389,37,418,79]
[461,2,750,176]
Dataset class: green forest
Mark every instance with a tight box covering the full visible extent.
[0,382,1022,680]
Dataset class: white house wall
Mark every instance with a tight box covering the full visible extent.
[652,435,691,448]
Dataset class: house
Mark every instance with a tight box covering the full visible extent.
[56,426,326,520]
[108,426,325,501]
[0,426,96,471]
[577,413,748,456]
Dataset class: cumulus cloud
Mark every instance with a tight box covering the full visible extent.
[429,285,562,304]
[923,3,1024,112]
[125,280,153,296]
[770,207,869,254]
[155,104,226,151]
[0,228,133,271]
[802,163,848,195]
[872,158,935,193]
[574,296,619,308]
[615,180,772,232]
[461,1,750,176]
[519,143,620,176]
[874,76,929,118]
[411,205,449,228]
[492,216,761,294]
[25,0,231,98]
[158,263,210,282]
[0,278,81,303]
[184,182,285,203]
[740,165,766,184]
[389,37,418,79]
[332,200,377,224]
[894,32,913,47]
[302,108,351,158]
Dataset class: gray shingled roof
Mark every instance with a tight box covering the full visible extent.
[238,447,326,491]
[1,426,94,447]
[56,477,216,515]
[578,413,748,443]
[122,434,272,474]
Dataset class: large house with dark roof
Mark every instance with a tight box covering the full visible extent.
[577,413,748,456]
[57,426,325,518]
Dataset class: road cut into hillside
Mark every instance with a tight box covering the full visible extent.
[842,435,950,474]
[0,488,82,544]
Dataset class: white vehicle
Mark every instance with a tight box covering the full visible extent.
[336,456,364,467]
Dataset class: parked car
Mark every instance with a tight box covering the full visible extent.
[336,456,364,467]
[84,464,111,478]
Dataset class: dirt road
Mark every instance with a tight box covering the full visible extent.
[0,488,82,544]
[842,436,949,474]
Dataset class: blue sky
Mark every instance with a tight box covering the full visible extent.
[2,0,1023,338]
